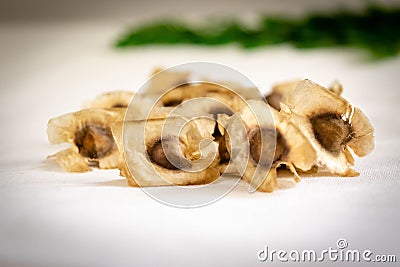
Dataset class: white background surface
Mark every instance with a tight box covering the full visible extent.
[0,1,399,266]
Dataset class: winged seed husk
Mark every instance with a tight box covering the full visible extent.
[112,117,220,187]
[266,79,343,110]
[47,108,125,172]
[224,100,317,192]
[280,79,374,176]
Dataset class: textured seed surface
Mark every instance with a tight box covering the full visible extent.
[265,92,282,111]
[74,124,115,159]
[147,138,188,170]
[249,127,285,165]
[310,113,353,154]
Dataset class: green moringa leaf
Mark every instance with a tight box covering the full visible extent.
[115,6,400,59]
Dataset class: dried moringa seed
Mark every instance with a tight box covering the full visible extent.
[74,124,115,159]
[147,138,188,170]
[47,108,124,172]
[249,127,286,165]
[265,92,282,111]
[280,79,374,176]
[310,113,352,154]
[113,117,220,187]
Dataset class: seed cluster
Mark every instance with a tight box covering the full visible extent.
[47,68,374,192]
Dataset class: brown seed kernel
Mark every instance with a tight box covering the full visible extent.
[265,92,282,111]
[147,138,188,170]
[162,99,183,107]
[310,113,353,154]
[111,103,127,108]
[249,127,284,165]
[74,124,115,159]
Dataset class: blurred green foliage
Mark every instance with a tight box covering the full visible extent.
[115,6,400,59]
